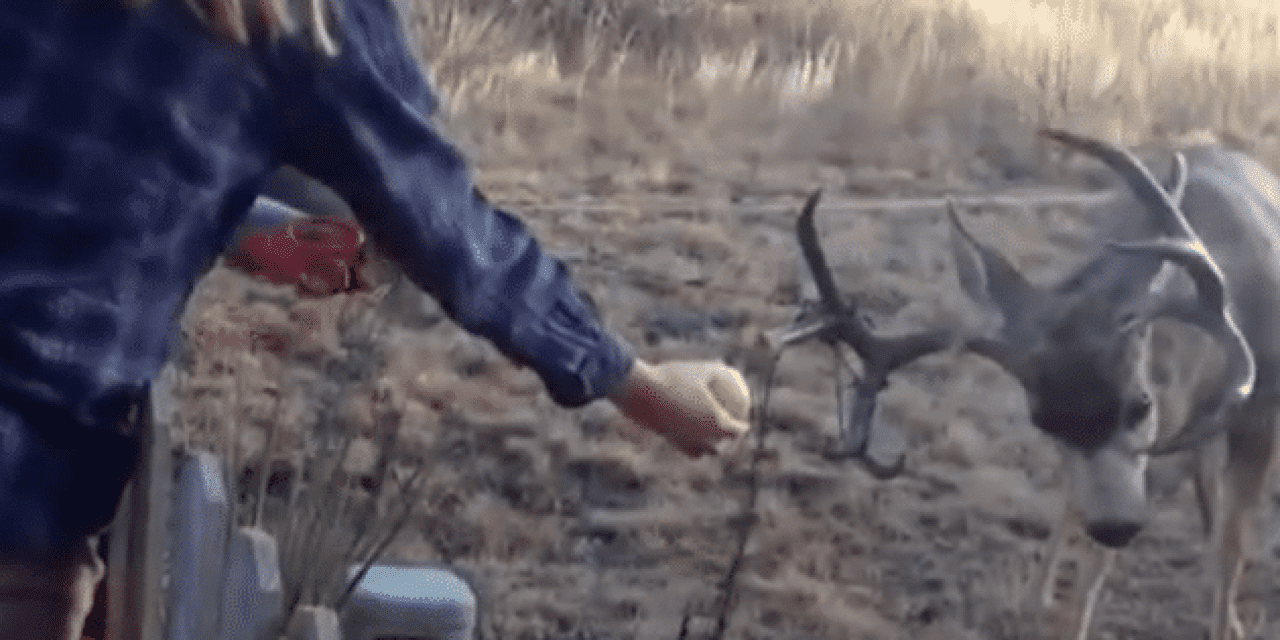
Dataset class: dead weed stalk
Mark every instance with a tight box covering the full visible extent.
[175,277,434,631]
[709,349,784,640]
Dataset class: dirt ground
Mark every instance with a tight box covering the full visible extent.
[171,2,1280,639]
[180,168,1280,640]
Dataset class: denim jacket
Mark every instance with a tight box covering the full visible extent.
[0,0,632,553]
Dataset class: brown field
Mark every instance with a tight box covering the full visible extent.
[176,0,1280,638]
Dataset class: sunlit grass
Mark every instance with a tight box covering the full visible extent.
[405,0,1280,177]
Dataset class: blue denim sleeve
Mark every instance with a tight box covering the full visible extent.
[266,0,633,407]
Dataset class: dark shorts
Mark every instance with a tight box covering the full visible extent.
[0,394,140,560]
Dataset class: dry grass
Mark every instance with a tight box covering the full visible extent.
[409,0,1280,182]
[171,0,1280,637]
[175,273,438,627]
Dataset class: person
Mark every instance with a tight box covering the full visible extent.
[0,0,752,637]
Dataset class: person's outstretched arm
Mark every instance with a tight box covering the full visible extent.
[264,0,750,454]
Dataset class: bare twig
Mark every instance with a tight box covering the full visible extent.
[677,603,693,640]
[710,350,783,640]
[333,463,426,612]
[250,391,284,528]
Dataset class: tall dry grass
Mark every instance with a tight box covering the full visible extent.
[175,273,441,629]
[406,0,1280,187]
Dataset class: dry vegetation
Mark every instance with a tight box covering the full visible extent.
[176,0,1280,638]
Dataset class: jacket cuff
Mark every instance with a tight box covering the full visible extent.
[513,299,636,408]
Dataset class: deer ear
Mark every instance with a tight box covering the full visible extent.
[946,200,1041,326]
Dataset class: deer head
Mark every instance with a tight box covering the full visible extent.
[945,129,1254,546]
[779,130,1254,546]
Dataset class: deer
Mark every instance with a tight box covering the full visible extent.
[773,128,1277,640]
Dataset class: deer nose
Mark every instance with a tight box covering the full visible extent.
[1086,521,1142,548]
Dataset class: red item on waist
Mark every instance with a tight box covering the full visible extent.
[226,218,368,296]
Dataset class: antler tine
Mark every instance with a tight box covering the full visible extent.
[829,351,907,478]
[796,189,849,317]
[793,189,880,360]
[1107,239,1226,314]
[792,191,956,473]
[764,190,858,349]
[794,190,956,366]
[1040,129,1197,240]
[1169,151,1189,205]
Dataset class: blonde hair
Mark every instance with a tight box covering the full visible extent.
[122,0,340,56]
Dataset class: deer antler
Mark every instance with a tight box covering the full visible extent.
[772,190,955,477]
[795,191,956,373]
[1167,151,1189,205]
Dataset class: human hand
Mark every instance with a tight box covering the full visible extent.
[607,359,752,457]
